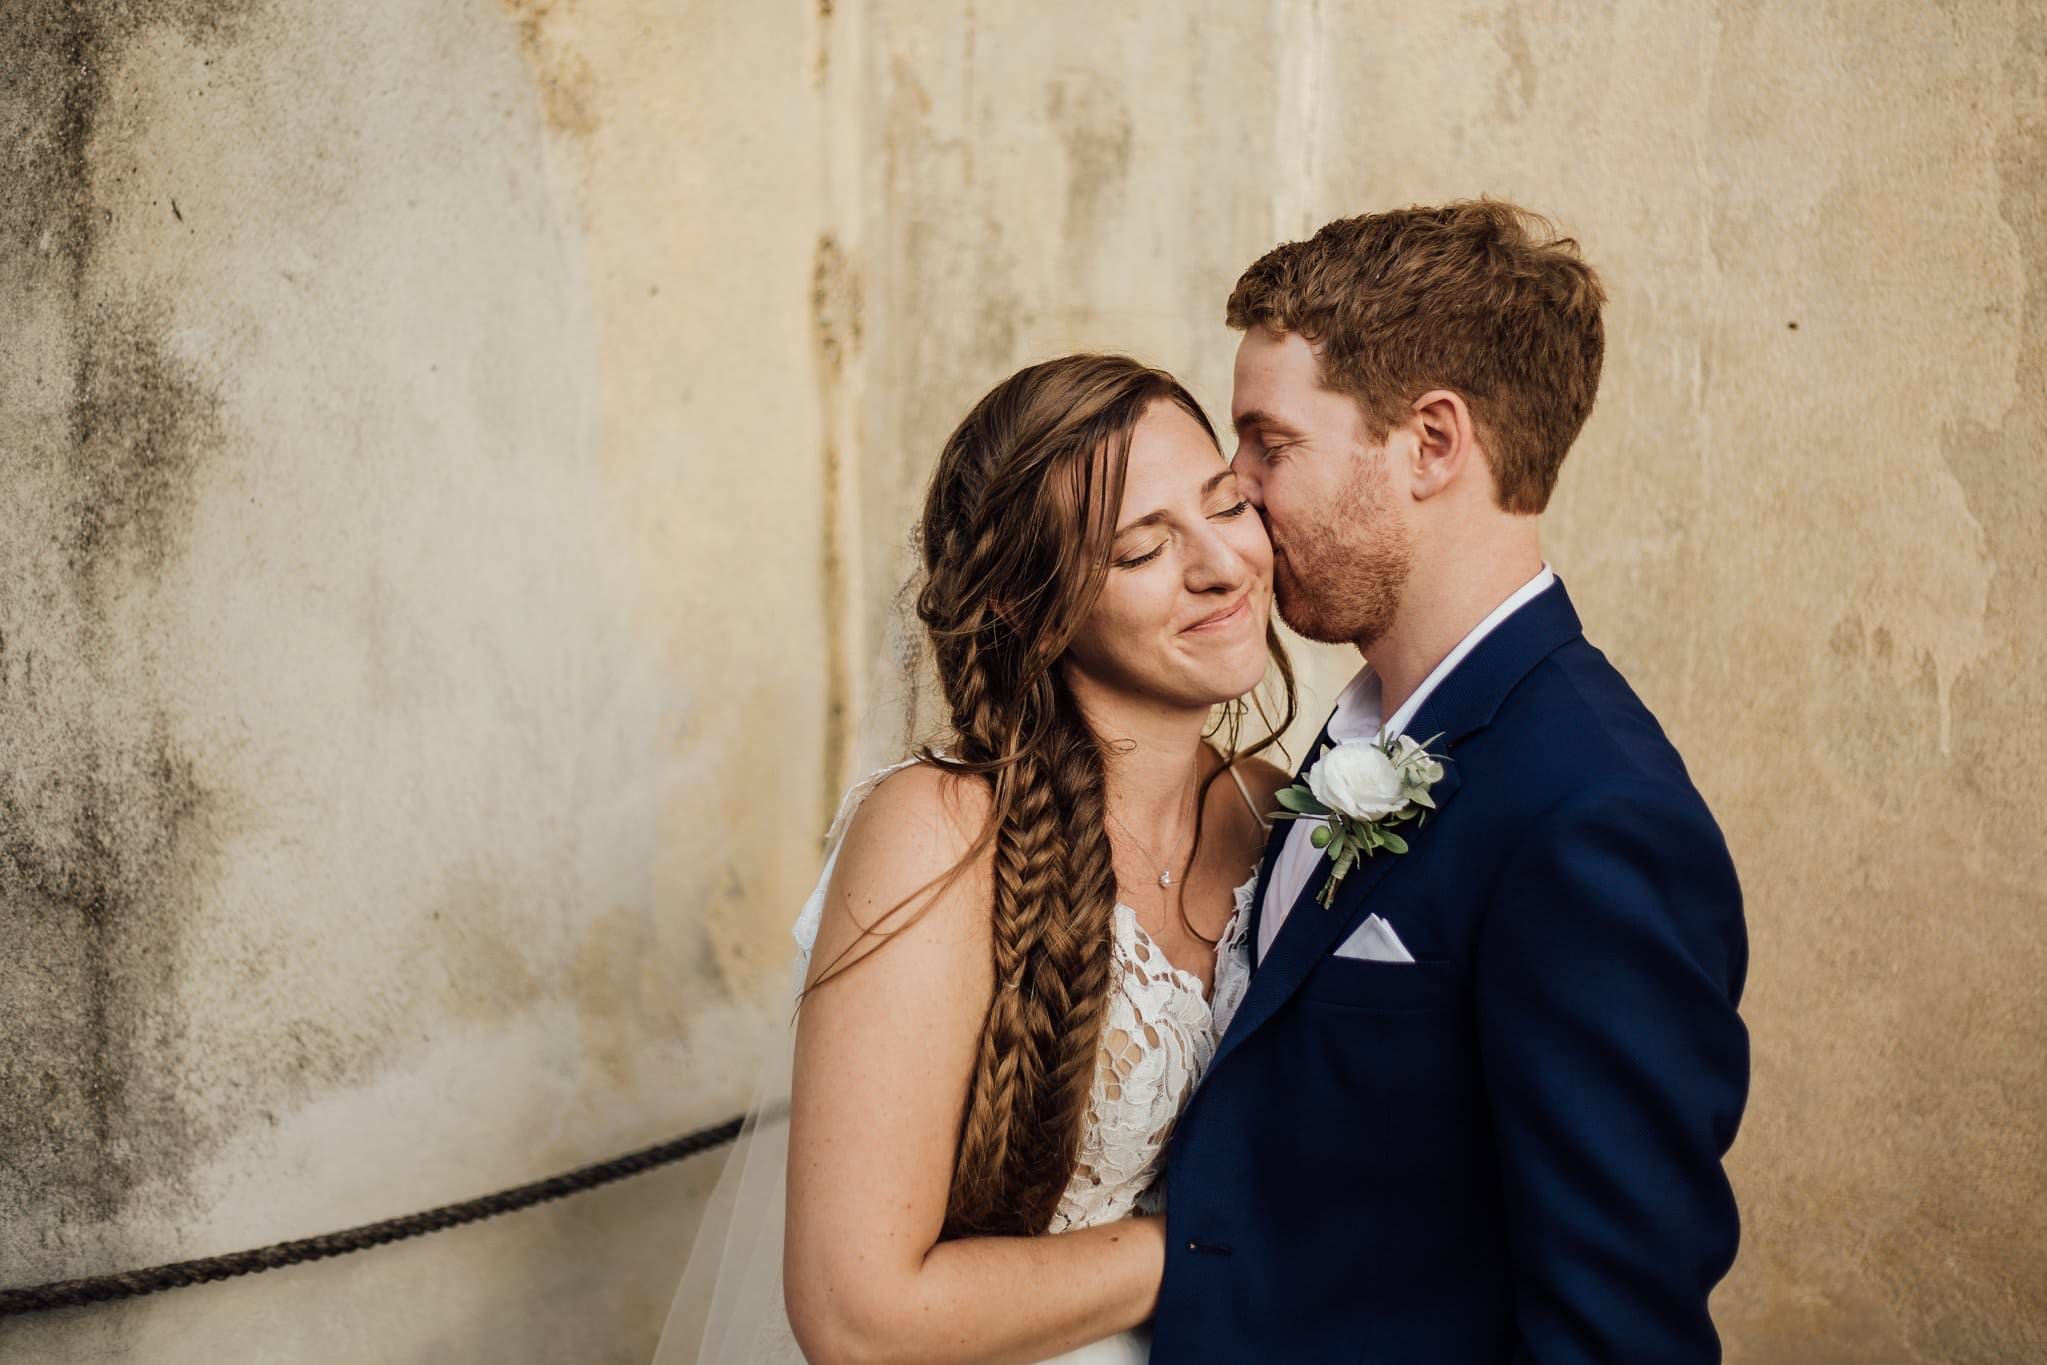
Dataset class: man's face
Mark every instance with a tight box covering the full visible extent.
[1229,327,1412,650]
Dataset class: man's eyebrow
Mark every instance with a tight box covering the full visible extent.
[1113,469,1239,538]
[1232,408,1303,435]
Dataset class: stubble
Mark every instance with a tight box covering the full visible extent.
[1269,452,1412,652]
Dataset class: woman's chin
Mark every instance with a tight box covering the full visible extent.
[1182,642,1273,707]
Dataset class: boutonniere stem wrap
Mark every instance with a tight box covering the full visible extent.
[1270,732,1448,908]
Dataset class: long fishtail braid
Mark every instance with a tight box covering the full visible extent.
[1018,710,1120,1213]
[943,689,1120,1237]
[947,740,1064,1234]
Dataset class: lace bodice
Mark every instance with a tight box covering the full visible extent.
[1048,877,1255,1231]
[793,761,1259,1235]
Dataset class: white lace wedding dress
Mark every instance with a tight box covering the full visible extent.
[657,760,1258,1364]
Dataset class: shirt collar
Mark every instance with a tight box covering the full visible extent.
[1326,563,1557,746]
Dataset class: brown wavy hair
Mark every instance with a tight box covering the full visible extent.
[1226,198,1606,514]
[807,354,1294,1238]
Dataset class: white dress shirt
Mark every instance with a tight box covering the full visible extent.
[1256,565,1557,963]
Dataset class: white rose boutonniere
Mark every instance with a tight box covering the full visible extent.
[1271,731,1448,908]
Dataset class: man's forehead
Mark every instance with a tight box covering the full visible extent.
[1231,330,1324,419]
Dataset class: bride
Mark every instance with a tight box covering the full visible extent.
[658,353,1295,1363]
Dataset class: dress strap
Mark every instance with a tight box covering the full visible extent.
[794,756,927,960]
[1223,761,1270,829]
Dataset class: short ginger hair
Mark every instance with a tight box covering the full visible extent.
[1226,199,1606,513]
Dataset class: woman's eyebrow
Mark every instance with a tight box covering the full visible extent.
[1113,469,1238,538]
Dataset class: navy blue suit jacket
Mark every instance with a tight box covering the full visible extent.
[1151,579,1749,1364]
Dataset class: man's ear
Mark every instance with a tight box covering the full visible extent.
[1408,389,1478,501]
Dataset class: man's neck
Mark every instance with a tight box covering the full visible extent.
[1363,547,1546,721]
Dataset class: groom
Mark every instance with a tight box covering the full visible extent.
[1151,202,1750,1363]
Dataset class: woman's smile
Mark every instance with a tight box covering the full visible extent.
[1181,592,1253,635]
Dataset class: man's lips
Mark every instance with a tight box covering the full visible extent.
[1183,594,1252,634]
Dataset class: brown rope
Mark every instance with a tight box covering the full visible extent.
[0,1112,754,1318]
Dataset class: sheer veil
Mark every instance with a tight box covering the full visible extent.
[651,560,940,1364]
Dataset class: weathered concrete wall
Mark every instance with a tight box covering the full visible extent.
[2,2,2040,1362]
[1,0,817,1359]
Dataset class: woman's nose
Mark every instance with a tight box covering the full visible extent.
[1183,524,1248,592]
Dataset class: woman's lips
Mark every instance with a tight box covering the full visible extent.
[1183,594,1252,634]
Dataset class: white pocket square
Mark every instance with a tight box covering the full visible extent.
[1332,914,1416,964]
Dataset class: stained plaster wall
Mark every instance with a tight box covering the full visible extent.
[2,2,2040,1362]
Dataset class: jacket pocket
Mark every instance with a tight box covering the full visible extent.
[1299,955,1456,1012]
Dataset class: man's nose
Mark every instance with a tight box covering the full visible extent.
[1230,448,1265,507]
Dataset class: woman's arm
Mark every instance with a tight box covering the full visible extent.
[784,763,1164,1365]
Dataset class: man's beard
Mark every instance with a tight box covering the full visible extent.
[1269,458,1412,651]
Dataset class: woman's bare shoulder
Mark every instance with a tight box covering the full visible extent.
[1207,750,1291,866]
[813,762,995,971]
[841,761,993,865]
[1231,752,1294,807]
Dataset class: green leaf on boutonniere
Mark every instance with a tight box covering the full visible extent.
[1377,829,1409,855]
[1274,786,1331,816]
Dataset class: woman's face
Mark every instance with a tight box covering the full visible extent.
[1062,399,1275,712]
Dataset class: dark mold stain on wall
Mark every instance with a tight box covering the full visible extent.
[500,0,600,138]
[0,0,255,1278]
[66,298,227,580]
[810,234,861,830]
[1,0,255,285]
[1044,77,1132,254]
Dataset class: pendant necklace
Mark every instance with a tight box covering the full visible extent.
[1107,803,1190,890]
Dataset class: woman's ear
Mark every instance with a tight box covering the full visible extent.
[1408,389,1477,501]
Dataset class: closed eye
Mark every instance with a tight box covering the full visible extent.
[1114,499,1251,568]
[1114,543,1166,569]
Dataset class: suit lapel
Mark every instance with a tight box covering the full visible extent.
[1245,717,1332,977]
[1210,578,1585,1079]
[1211,762,1465,1075]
